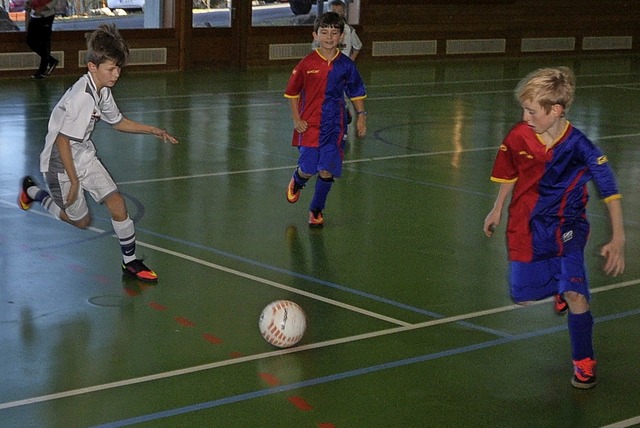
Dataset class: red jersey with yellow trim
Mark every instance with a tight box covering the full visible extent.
[284,48,366,148]
[490,121,621,262]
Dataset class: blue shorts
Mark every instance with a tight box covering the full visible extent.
[298,143,344,177]
[509,252,590,303]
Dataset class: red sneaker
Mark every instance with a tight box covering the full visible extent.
[18,176,37,210]
[286,177,301,203]
[571,357,597,389]
[554,294,568,315]
[122,259,158,282]
[308,210,324,227]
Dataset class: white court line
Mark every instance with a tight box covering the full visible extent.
[601,416,640,428]
[5,77,640,123]
[115,132,640,186]
[116,146,500,185]
[0,278,638,411]
[136,240,411,327]
[0,199,409,328]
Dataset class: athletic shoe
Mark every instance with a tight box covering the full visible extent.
[308,210,324,227]
[45,57,59,76]
[571,357,597,389]
[31,72,45,80]
[18,176,37,210]
[287,177,301,203]
[122,259,158,282]
[554,293,568,315]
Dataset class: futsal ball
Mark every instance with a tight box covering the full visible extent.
[259,300,306,348]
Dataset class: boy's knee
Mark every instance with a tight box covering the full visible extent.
[104,192,128,220]
[318,170,333,180]
[296,168,313,179]
[68,214,91,229]
[563,291,589,313]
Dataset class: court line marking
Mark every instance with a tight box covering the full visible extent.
[113,132,640,186]
[3,77,640,122]
[0,200,409,328]
[92,307,640,427]
[2,177,638,410]
[601,416,640,428]
[2,74,639,415]
[2,71,638,109]
[0,278,638,412]
[115,146,500,185]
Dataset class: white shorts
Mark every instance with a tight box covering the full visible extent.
[44,158,118,222]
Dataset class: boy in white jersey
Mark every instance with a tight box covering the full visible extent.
[18,24,179,282]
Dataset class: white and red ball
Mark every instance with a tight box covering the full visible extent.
[259,300,306,348]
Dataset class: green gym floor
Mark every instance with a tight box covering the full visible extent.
[1,54,640,428]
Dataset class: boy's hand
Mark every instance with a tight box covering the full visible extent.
[293,118,308,133]
[356,115,366,137]
[64,181,80,208]
[483,210,500,237]
[153,128,179,144]
[601,239,625,276]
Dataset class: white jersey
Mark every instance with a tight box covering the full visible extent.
[342,24,362,56]
[40,72,123,174]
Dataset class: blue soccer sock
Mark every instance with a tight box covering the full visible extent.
[310,176,333,213]
[292,168,309,191]
[568,311,594,361]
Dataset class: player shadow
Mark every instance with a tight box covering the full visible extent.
[120,275,157,296]
[285,224,329,278]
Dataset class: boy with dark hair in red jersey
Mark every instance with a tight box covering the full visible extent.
[284,11,367,227]
[484,66,625,389]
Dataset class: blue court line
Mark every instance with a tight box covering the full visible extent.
[1,194,512,339]
[133,223,446,319]
[92,307,640,427]
[134,222,511,339]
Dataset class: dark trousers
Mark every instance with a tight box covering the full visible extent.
[26,14,55,74]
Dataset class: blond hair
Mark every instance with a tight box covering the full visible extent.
[515,67,575,113]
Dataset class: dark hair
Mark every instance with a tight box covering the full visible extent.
[314,11,345,33]
[85,24,130,67]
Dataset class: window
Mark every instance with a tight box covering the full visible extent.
[1,0,174,32]
[191,0,360,28]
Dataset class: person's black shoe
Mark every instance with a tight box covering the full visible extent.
[45,58,59,76]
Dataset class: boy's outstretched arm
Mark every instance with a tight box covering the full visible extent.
[113,117,179,144]
[483,181,514,237]
[601,197,625,276]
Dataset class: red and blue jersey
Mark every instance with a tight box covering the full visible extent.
[491,121,621,262]
[284,48,366,148]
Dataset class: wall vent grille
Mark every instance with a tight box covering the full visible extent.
[521,37,576,52]
[582,36,632,51]
[446,39,506,55]
[0,51,65,72]
[371,40,437,57]
[269,44,310,60]
[78,47,167,67]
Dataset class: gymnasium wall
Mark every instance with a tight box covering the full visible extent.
[1,0,639,77]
